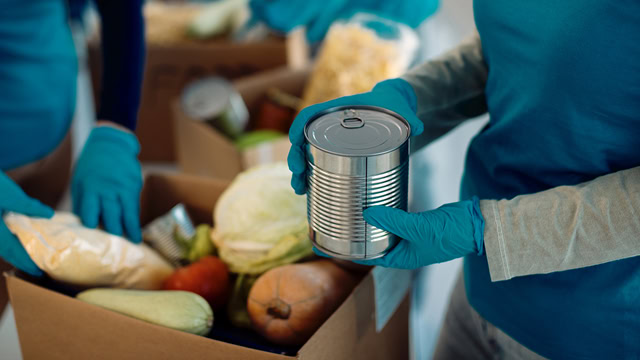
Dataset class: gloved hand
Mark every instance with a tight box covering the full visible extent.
[72,125,143,243]
[314,198,485,269]
[249,0,438,43]
[288,78,423,195]
[0,172,53,276]
[249,0,345,43]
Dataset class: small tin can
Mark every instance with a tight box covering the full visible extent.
[181,77,249,139]
[305,106,410,260]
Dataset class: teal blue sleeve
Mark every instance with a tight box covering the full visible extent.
[94,0,145,130]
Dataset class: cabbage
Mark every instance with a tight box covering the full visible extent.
[211,162,313,274]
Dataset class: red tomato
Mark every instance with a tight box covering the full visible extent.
[163,256,230,310]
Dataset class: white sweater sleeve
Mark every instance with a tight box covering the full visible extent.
[481,166,640,281]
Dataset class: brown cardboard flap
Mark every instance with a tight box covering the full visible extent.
[174,66,310,180]
[234,66,311,118]
[6,274,291,360]
[173,101,243,181]
[140,172,229,225]
[299,273,410,360]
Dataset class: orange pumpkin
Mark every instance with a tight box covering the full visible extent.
[247,260,358,346]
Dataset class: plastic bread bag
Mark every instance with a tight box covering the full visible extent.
[4,211,174,290]
[299,13,419,110]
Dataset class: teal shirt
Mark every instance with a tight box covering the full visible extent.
[461,1,640,358]
[0,0,77,170]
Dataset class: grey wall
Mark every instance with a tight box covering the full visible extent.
[409,1,488,359]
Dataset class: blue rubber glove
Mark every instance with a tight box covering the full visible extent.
[0,172,53,276]
[288,78,423,195]
[249,0,346,43]
[314,198,485,269]
[71,126,143,243]
[249,0,438,43]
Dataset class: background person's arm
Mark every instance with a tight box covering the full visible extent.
[401,33,488,151]
[482,166,640,281]
[71,0,145,243]
[94,0,145,130]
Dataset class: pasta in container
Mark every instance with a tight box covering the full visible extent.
[299,13,419,110]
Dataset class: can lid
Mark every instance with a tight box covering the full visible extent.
[181,77,233,120]
[304,106,410,156]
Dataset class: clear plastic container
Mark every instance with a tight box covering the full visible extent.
[299,13,419,110]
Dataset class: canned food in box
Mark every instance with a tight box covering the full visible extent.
[181,77,249,139]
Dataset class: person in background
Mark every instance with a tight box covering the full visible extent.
[248,0,439,44]
[0,0,145,311]
[288,1,640,359]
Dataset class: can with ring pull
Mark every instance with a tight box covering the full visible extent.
[304,105,410,260]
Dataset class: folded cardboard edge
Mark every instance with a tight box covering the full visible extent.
[298,270,410,360]
[298,272,374,358]
[233,66,311,113]
[140,172,231,225]
[172,101,244,181]
[5,272,293,360]
[173,65,311,180]
[4,269,393,360]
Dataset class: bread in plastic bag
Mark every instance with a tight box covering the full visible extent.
[4,211,174,290]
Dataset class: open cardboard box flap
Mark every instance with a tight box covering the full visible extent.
[174,66,311,180]
[5,173,409,360]
[139,172,230,224]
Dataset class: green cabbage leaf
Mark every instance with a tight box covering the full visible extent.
[212,163,313,274]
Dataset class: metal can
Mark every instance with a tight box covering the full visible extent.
[305,106,410,259]
[181,77,249,139]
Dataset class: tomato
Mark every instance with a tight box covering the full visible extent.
[163,256,230,310]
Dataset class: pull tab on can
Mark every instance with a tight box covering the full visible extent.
[341,109,365,129]
[341,117,365,129]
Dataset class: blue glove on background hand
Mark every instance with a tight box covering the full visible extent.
[0,172,53,276]
[330,197,485,269]
[288,78,423,195]
[249,0,438,43]
[72,126,142,243]
[249,0,345,43]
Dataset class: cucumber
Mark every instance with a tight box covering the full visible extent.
[77,289,214,335]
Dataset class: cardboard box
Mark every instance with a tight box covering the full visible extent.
[89,30,308,162]
[174,66,310,180]
[6,173,410,360]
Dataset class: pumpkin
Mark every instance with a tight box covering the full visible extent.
[247,260,358,346]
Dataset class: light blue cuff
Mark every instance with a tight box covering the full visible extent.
[373,78,418,113]
[90,126,140,155]
[471,196,485,256]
